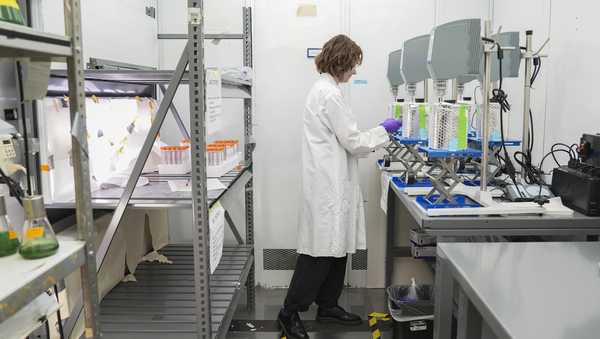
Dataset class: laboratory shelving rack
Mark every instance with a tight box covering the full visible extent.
[60,2,255,338]
[0,1,101,337]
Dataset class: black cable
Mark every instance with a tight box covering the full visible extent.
[536,148,573,198]
[45,319,51,339]
[0,167,23,205]
[528,109,535,154]
[530,57,542,86]
[571,143,580,160]
[15,61,33,196]
[492,43,522,197]
[513,55,543,186]
[514,151,543,185]
[550,143,576,166]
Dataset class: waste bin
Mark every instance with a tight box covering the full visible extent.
[387,284,434,339]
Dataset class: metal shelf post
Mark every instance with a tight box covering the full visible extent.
[187,0,213,337]
[242,4,255,310]
[64,0,101,337]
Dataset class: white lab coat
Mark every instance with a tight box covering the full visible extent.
[298,73,390,258]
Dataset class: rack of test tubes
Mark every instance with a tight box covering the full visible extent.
[159,145,192,175]
[207,139,242,178]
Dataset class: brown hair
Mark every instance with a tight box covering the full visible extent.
[315,34,363,79]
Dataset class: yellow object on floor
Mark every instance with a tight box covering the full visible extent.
[369,312,391,339]
[0,0,25,25]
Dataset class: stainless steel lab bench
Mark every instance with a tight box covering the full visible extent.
[385,174,600,286]
[434,242,600,339]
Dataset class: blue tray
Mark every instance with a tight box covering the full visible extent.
[469,137,521,148]
[392,135,428,146]
[463,178,481,186]
[418,147,483,159]
[392,176,432,188]
[416,194,482,210]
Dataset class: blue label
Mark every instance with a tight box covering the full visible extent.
[353,79,368,85]
[306,48,321,58]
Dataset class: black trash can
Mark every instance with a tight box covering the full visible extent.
[387,285,434,339]
[393,319,434,339]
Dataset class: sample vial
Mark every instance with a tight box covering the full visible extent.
[20,196,59,259]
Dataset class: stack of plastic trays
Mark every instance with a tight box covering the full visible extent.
[428,102,468,151]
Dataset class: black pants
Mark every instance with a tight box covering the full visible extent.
[283,254,347,313]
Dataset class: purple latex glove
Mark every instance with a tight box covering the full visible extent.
[380,118,402,133]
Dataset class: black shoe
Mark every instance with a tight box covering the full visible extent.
[278,309,309,339]
[316,305,362,325]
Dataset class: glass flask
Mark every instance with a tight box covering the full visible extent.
[0,0,25,25]
[19,195,59,259]
[0,195,19,257]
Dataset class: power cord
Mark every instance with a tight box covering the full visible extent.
[15,61,33,196]
[0,167,23,205]
[535,146,575,198]
[512,56,543,186]
[491,42,523,197]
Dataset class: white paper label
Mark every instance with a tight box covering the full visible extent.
[206,68,222,135]
[209,201,225,273]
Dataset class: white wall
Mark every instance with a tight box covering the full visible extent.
[544,0,599,168]
[36,0,159,68]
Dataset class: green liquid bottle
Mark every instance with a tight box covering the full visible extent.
[0,196,19,257]
[0,0,25,25]
[19,196,59,260]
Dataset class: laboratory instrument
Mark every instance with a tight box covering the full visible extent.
[403,19,568,216]
[19,195,59,259]
[551,133,600,215]
[402,34,431,99]
[387,48,405,100]
[427,18,481,101]
[381,36,433,187]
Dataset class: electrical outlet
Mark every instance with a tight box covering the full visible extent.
[145,6,156,19]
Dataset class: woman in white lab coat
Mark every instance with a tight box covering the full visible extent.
[278,35,402,339]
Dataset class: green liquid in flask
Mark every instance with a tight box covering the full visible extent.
[19,238,59,259]
[0,231,19,257]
